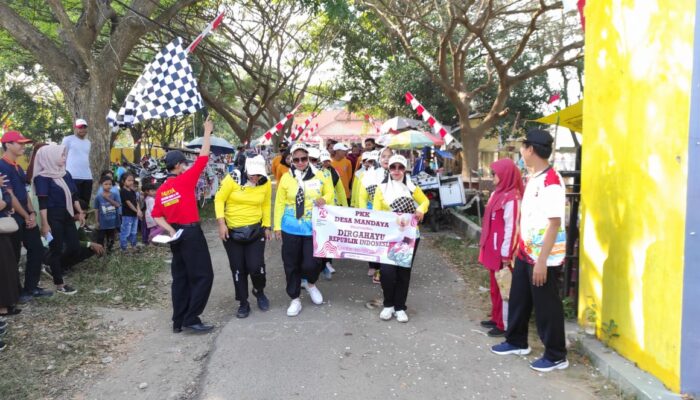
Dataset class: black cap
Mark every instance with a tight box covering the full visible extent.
[165,150,190,169]
[524,129,554,147]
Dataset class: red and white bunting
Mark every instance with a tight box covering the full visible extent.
[263,104,301,141]
[291,113,317,140]
[404,91,454,144]
[186,11,226,53]
[299,123,319,142]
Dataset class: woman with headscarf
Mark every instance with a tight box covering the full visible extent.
[372,154,429,323]
[478,158,523,336]
[274,143,333,317]
[315,148,346,279]
[33,144,85,295]
[215,155,272,319]
[0,173,21,319]
[361,146,393,282]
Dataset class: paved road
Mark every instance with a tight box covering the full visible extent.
[196,230,604,400]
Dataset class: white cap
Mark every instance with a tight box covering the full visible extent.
[388,154,408,168]
[245,155,267,176]
[363,150,379,162]
[333,142,349,152]
[290,142,308,155]
[74,118,88,128]
[307,147,321,160]
[320,150,331,162]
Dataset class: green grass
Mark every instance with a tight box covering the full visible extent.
[0,246,171,400]
[433,237,489,288]
[198,200,216,221]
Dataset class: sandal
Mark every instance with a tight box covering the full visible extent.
[372,271,381,284]
[0,306,21,316]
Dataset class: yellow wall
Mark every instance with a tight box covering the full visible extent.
[579,1,695,392]
[110,147,166,164]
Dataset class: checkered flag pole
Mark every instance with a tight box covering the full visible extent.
[404,91,455,144]
[291,113,317,141]
[107,12,226,129]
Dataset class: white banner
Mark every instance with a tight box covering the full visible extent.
[312,205,418,268]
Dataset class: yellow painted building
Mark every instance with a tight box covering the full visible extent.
[579,0,699,393]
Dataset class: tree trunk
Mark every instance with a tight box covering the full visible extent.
[61,69,117,192]
[458,114,485,184]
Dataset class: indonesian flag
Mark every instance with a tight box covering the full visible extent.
[186,11,226,53]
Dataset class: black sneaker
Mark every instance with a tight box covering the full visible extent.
[56,285,77,295]
[0,320,6,330]
[32,288,54,298]
[480,320,497,328]
[236,302,251,319]
[17,294,33,304]
[487,327,506,337]
[253,290,269,311]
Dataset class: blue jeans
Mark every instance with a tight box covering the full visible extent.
[119,216,138,250]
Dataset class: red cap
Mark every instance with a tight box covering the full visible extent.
[1,131,33,144]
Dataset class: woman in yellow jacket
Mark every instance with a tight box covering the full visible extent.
[372,154,429,323]
[215,155,272,319]
[274,143,334,317]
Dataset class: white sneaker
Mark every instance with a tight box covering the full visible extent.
[287,298,302,317]
[380,307,394,321]
[307,285,323,305]
[300,279,308,290]
[325,262,335,274]
[394,310,409,323]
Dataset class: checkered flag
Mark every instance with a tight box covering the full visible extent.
[107,37,203,128]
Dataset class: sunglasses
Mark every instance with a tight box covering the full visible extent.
[389,164,405,171]
[292,156,309,163]
[309,158,319,163]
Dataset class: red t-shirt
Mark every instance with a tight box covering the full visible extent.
[151,156,208,224]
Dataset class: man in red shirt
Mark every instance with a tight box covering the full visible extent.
[152,118,214,334]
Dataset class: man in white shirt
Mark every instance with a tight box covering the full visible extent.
[491,129,568,373]
[62,118,93,205]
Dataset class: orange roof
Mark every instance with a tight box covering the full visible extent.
[293,109,382,142]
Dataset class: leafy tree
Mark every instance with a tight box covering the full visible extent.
[359,0,583,176]
[0,0,201,180]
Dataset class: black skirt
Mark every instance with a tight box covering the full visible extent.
[0,233,19,307]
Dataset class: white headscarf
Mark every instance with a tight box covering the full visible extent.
[33,144,75,216]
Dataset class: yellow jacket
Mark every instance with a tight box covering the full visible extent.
[274,169,334,235]
[350,170,363,208]
[373,184,430,214]
[214,175,272,228]
[320,168,348,207]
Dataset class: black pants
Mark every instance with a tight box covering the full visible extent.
[46,208,81,285]
[74,179,93,207]
[281,232,322,299]
[368,261,380,271]
[96,229,116,251]
[10,214,46,293]
[223,235,266,305]
[61,246,95,271]
[380,238,420,312]
[505,257,567,361]
[170,225,214,328]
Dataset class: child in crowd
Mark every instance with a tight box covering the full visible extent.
[94,176,120,252]
[143,184,159,243]
[119,172,142,251]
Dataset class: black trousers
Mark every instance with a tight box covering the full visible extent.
[96,229,116,251]
[505,257,567,361]
[10,214,46,293]
[46,208,81,285]
[61,246,95,271]
[74,179,93,207]
[380,238,420,312]
[223,235,266,304]
[368,261,380,271]
[281,232,322,299]
[169,225,214,328]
